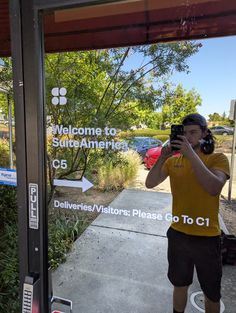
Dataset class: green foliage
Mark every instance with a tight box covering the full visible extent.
[144,111,163,129]
[0,58,14,117]
[153,135,170,142]
[45,42,201,186]
[118,128,170,144]
[0,223,19,313]
[97,150,141,190]
[0,185,17,229]
[0,185,92,311]
[208,111,234,126]
[0,93,8,117]
[0,185,19,313]
[48,210,89,269]
[161,84,201,125]
[119,128,170,138]
[208,112,223,121]
[0,139,10,168]
[1,43,201,135]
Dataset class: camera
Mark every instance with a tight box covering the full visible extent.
[170,124,184,151]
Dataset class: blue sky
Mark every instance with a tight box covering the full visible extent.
[170,36,236,119]
[124,36,236,120]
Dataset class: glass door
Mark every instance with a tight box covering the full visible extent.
[41,1,236,312]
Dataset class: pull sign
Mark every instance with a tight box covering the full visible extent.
[29,183,39,229]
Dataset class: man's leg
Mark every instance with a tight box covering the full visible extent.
[194,236,222,313]
[173,286,189,313]
[204,295,220,313]
[167,228,193,313]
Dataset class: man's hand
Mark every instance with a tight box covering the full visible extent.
[145,143,172,188]
[160,143,174,160]
[170,135,195,158]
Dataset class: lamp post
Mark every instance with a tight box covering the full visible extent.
[228,100,236,202]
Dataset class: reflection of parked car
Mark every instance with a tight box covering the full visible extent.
[210,126,233,135]
[0,130,9,139]
[128,137,162,159]
[144,140,180,169]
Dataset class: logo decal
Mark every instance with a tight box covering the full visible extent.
[51,87,67,105]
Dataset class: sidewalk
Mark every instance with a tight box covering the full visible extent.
[52,189,236,313]
[221,179,236,200]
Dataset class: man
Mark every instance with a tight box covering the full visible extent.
[145,113,230,313]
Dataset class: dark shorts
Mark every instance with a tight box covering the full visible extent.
[167,227,222,302]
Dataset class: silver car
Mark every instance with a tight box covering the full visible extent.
[210,126,234,135]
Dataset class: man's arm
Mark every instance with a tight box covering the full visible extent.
[145,145,172,188]
[187,154,228,196]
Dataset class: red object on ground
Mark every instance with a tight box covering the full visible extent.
[144,145,180,169]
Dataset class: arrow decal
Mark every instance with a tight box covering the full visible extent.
[53,177,93,192]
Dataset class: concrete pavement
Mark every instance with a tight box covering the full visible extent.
[52,189,235,313]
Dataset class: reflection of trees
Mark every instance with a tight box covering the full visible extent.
[0,58,14,116]
[161,84,202,125]
[44,42,201,201]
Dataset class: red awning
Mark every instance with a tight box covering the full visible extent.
[1,0,236,56]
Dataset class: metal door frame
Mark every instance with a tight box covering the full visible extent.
[9,1,107,312]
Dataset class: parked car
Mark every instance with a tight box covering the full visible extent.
[144,140,180,169]
[127,136,163,159]
[210,126,233,135]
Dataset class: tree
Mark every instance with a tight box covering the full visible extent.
[222,111,226,121]
[208,112,222,122]
[161,84,202,125]
[208,111,234,126]
[0,58,14,117]
[45,43,202,199]
[46,42,201,127]
[0,42,202,199]
[145,111,163,129]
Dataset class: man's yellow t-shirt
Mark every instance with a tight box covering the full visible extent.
[163,152,230,236]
